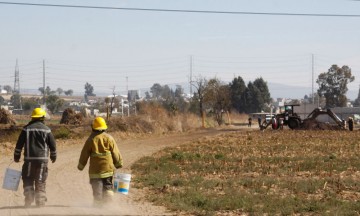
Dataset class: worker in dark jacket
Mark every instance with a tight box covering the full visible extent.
[78,117,123,207]
[348,117,354,131]
[14,108,57,207]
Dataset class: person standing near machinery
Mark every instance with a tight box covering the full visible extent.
[78,117,123,206]
[13,108,57,207]
[348,117,354,131]
[257,116,262,128]
[248,117,252,127]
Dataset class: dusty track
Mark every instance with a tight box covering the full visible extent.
[0,126,243,216]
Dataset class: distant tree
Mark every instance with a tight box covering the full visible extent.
[354,87,360,107]
[174,96,189,114]
[304,94,309,101]
[38,86,55,96]
[108,89,120,118]
[244,82,263,113]
[150,83,163,99]
[191,76,208,128]
[148,83,188,114]
[289,99,300,104]
[64,89,73,96]
[229,76,247,113]
[188,93,200,114]
[3,85,12,94]
[305,92,325,107]
[38,87,44,95]
[161,85,172,100]
[0,96,4,105]
[84,82,96,97]
[145,91,151,100]
[56,88,63,96]
[48,86,56,95]
[172,85,188,113]
[253,77,271,109]
[128,90,139,102]
[317,65,354,108]
[204,78,231,125]
[22,97,40,111]
[104,97,111,118]
[174,85,184,98]
[46,95,64,114]
[10,93,22,109]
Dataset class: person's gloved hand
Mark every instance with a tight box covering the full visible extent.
[50,157,56,163]
[14,155,20,163]
[115,164,123,169]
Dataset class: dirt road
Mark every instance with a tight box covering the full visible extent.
[0,127,241,216]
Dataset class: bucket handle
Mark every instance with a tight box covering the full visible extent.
[8,160,14,167]
[7,159,21,168]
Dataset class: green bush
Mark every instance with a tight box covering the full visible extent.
[53,126,71,139]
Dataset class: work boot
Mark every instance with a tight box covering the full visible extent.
[35,201,45,207]
[103,190,114,202]
[24,200,32,208]
[35,193,47,207]
[93,199,103,208]
[24,190,35,208]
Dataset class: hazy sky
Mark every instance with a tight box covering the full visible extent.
[0,0,359,99]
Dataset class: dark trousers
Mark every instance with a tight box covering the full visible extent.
[90,176,114,204]
[22,161,48,205]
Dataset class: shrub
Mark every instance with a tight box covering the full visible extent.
[53,126,71,139]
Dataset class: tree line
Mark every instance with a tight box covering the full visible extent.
[0,64,357,122]
[144,76,271,125]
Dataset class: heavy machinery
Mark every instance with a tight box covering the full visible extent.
[301,108,346,130]
[261,105,346,130]
[261,104,302,130]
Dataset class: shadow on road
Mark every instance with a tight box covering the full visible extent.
[0,204,68,210]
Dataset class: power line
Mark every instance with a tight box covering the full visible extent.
[0,1,360,17]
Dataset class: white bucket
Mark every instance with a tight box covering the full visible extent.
[114,173,131,195]
[2,168,21,191]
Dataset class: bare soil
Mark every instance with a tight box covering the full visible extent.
[0,126,244,216]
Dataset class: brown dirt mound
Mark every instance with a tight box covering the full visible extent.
[302,119,343,130]
[60,108,83,125]
[0,108,16,125]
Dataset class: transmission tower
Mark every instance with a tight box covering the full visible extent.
[13,59,20,94]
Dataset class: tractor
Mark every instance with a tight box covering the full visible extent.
[261,104,302,130]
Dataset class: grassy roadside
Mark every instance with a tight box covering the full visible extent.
[131,129,360,215]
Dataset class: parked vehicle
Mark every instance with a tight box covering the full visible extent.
[265,114,275,123]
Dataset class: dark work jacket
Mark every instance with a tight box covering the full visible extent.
[14,120,57,162]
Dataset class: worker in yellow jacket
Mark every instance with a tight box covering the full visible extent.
[77,117,123,206]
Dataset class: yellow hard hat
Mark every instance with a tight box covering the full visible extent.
[31,108,46,118]
[92,117,108,130]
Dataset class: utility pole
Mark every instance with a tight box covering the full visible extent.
[190,55,193,96]
[43,60,46,105]
[126,76,129,116]
[14,59,20,94]
[312,54,314,105]
[126,76,128,95]
[14,59,22,110]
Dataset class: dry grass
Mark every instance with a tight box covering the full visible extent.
[0,105,204,153]
[132,129,360,215]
